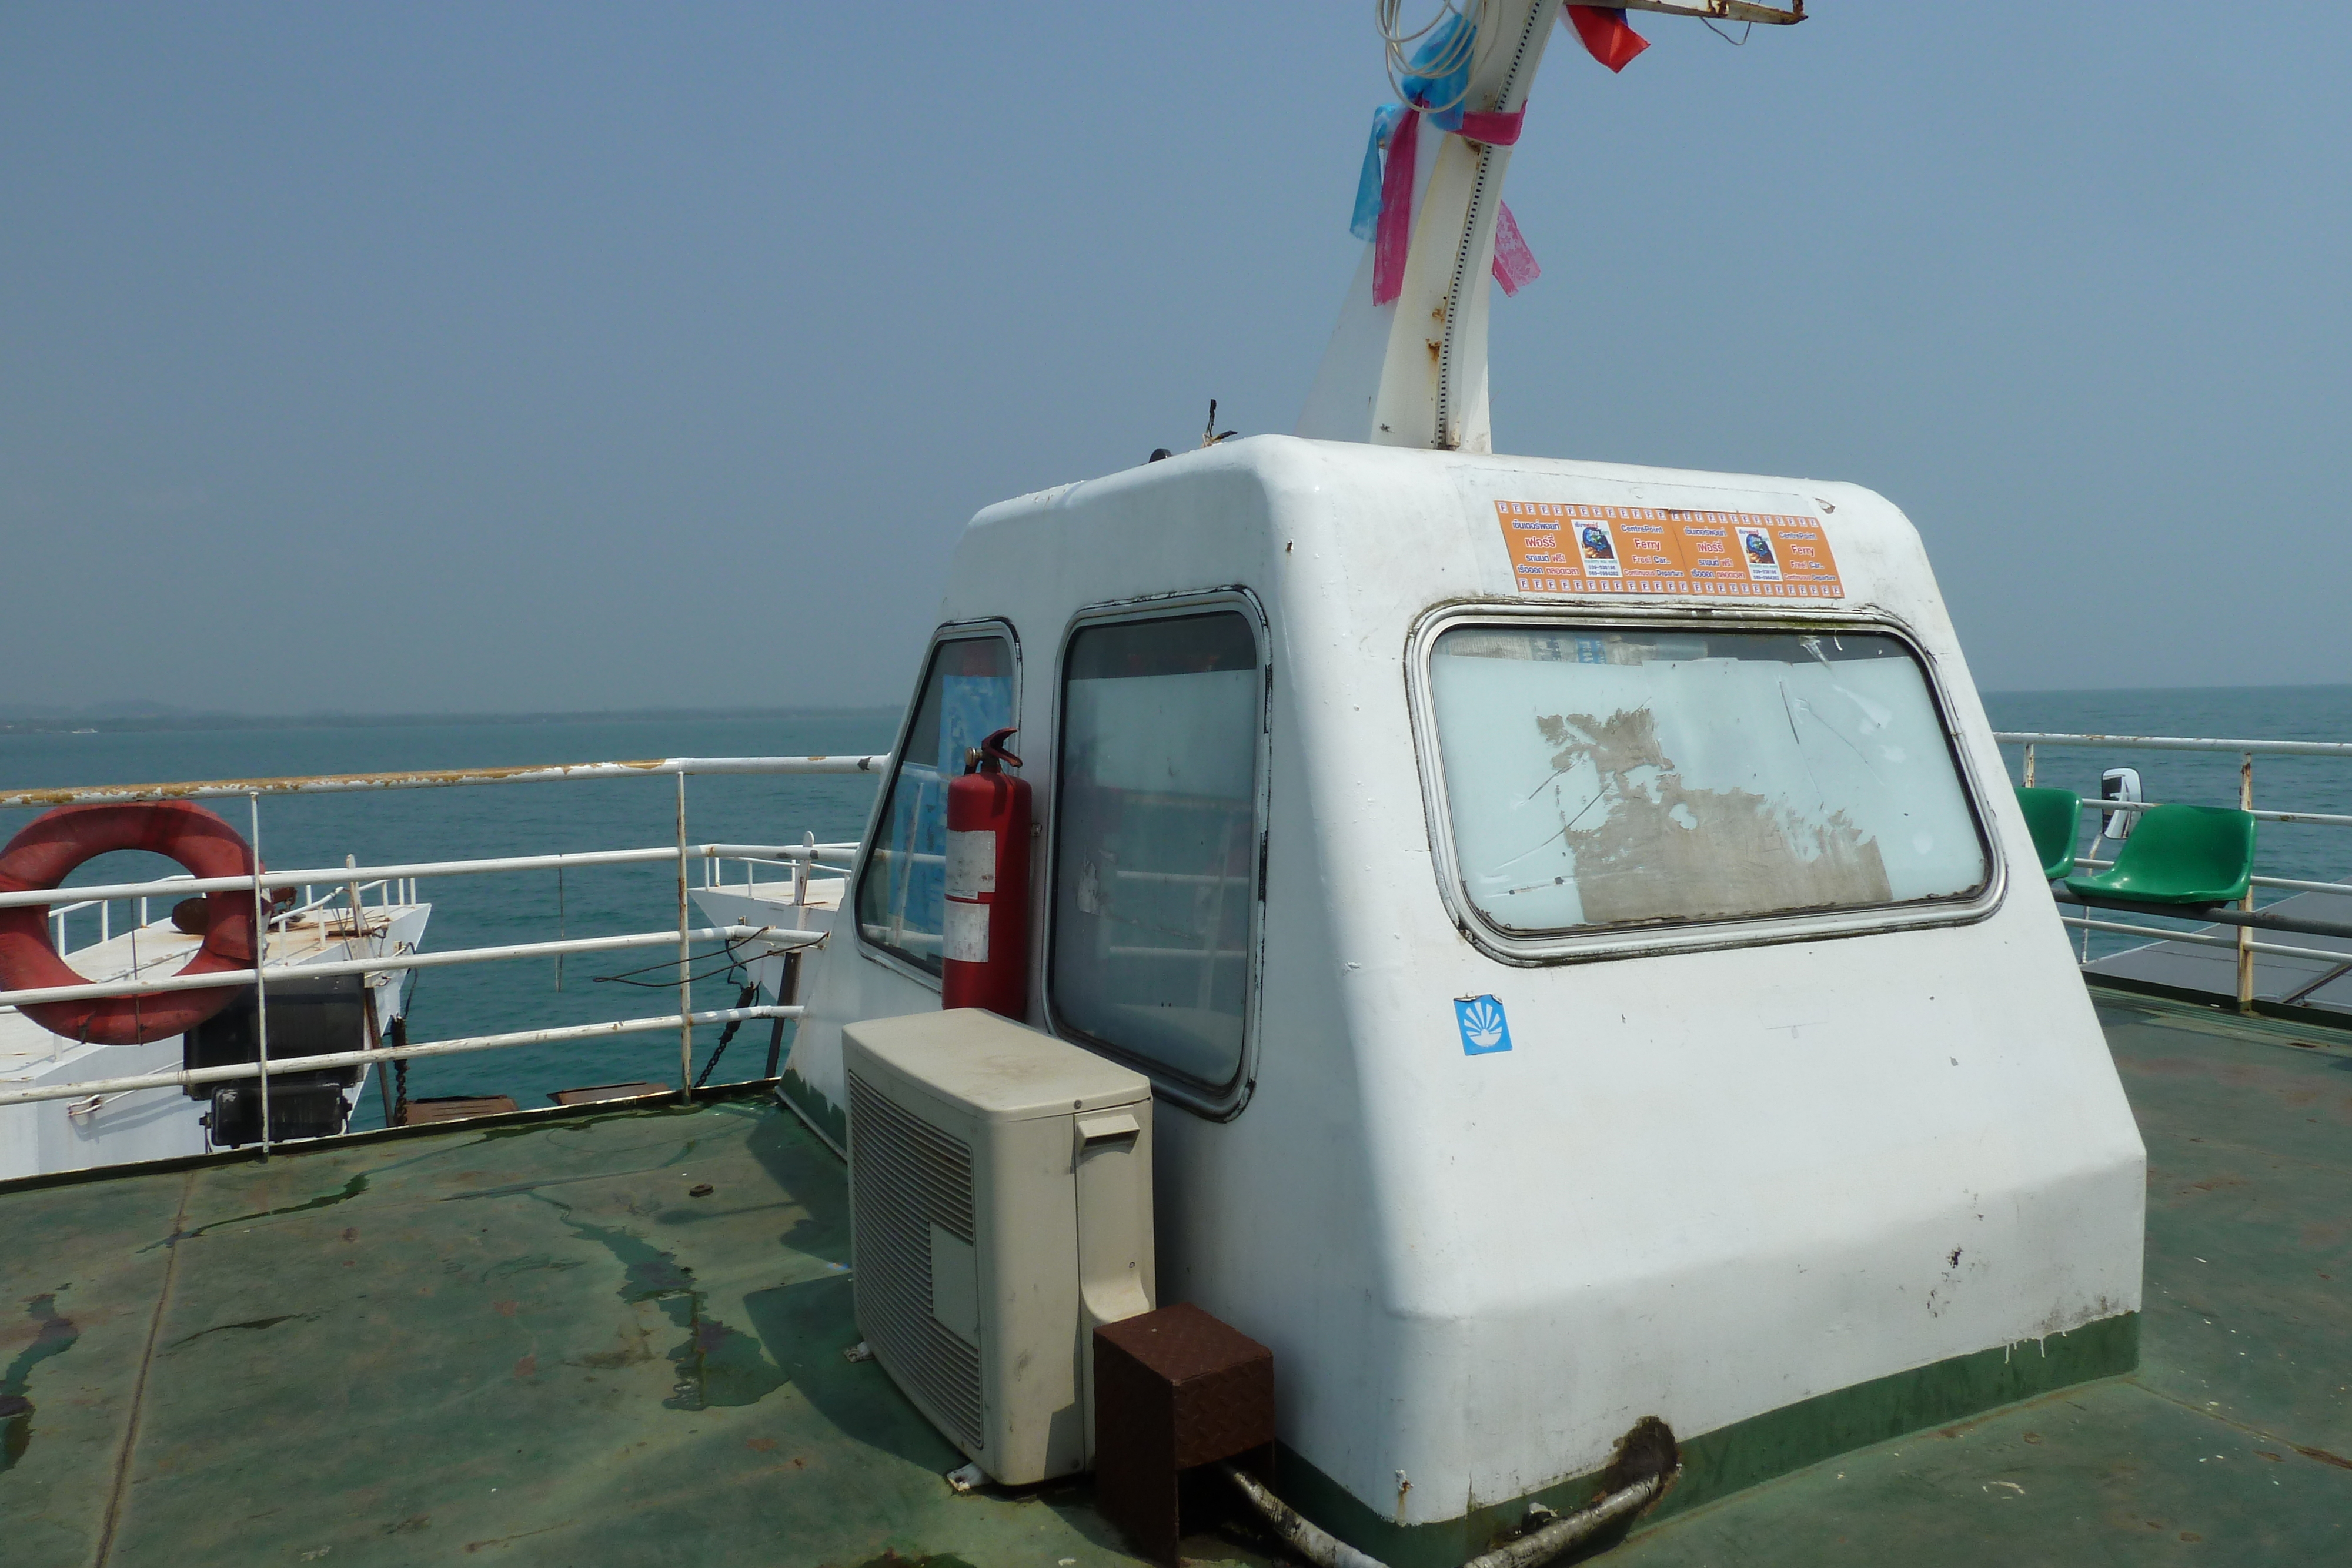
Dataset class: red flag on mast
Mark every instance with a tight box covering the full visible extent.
[1564,5,1649,73]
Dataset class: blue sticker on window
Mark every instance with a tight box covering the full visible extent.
[1455,995,1511,1055]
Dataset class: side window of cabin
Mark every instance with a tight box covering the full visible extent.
[1051,610,1262,1091]
[855,633,1015,977]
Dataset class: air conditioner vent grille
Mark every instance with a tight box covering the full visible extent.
[848,1071,983,1449]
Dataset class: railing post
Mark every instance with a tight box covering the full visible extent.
[343,854,369,945]
[677,772,693,1102]
[2238,752,2256,1013]
[351,860,391,1126]
[372,987,396,1129]
[2022,743,2036,788]
[249,792,272,1162]
[767,829,819,1084]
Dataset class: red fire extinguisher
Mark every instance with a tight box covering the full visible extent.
[942,726,1031,1019]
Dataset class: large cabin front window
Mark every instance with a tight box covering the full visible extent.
[1425,623,1989,938]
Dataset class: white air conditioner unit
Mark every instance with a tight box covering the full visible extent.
[843,1007,1155,1485]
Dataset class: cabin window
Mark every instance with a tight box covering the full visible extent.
[1051,610,1262,1089]
[1426,624,1987,937]
[855,633,1016,977]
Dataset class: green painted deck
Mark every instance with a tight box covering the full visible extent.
[2,990,2347,1566]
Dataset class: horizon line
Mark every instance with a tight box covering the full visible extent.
[2,680,2347,736]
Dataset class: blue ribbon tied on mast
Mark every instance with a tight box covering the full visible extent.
[1351,9,1537,302]
[1351,105,1408,242]
[1401,8,1476,132]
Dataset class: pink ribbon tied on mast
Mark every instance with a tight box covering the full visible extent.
[1372,108,1422,305]
[1366,0,1667,309]
[1371,108,1537,306]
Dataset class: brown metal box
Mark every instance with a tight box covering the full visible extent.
[1093,1302,1274,1566]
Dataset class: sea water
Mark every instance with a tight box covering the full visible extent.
[2,687,2347,1129]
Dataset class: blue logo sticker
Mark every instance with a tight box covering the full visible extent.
[1455,995,1512,1055]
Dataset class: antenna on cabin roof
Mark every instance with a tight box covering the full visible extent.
[1201,399,1237,447]
[1298,0,1802,454]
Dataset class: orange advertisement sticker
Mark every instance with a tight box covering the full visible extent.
[1494,502,1843,600]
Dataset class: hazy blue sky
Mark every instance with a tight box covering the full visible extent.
[4,4,2344,714]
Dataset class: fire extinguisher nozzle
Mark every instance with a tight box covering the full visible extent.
[978,726,1023,773]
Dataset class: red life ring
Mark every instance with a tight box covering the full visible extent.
[0,802,259,1046]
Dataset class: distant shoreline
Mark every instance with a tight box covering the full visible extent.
[0,705,900,737]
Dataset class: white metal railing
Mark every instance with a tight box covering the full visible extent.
[44,874,423,961]
[700,839,861,895]
[0,753,890,811]
[0,753,887,1155]
[2069,847,2350,898]
[2048,794,2352,831]
[1114,868,1252,887]
[280,878,400,923]
[2054,912,2352,970]
[859,923,944,954]
[0,1005,807,1107]
[0,922,820,1010]
[0,841,867,912]
[1996,732,2352,760]
[1994,730,2351,1010]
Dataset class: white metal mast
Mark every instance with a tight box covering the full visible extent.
[1297,0,1561,454]
[1297,1,1801,453]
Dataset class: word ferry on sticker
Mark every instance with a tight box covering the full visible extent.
[1495,501,1842,599]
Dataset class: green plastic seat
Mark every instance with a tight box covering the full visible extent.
[2013,786,2082,880]
[2063,803,2257,908]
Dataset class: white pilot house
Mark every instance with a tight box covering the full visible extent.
[743,2,2143,1558]
[771,436,2141,1560]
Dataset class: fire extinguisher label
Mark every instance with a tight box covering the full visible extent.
[943,900,991,964]
[945,829,997,900]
